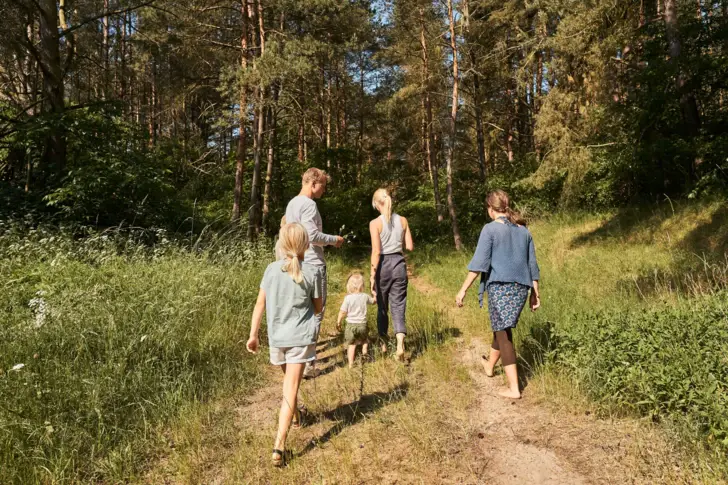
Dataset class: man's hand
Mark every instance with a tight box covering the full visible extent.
[334,236,345,248]
[336,322,342,332]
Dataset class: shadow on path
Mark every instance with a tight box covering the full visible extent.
[296,382,409,458]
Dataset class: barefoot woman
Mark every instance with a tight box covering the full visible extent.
[455,190,541,399]
[370,189,414,360]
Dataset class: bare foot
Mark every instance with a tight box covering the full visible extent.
[480,355,494,377]
[498,388,521,399]
[381,343,387,354]
[395,349,405,362]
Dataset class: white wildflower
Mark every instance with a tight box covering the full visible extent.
[28,291,49,329]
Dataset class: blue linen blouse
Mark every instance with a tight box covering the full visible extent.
[467,217,540,307]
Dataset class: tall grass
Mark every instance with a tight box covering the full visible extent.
[0,223,270,484]
[412,201,728,464]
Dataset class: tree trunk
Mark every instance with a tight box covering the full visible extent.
[446,0,462,251]
[103,0,110,99]
[472,62,486,183]
[262,85,279,231]
[249,87,264,238]
[38,0,66,179]
[420,7,444,222]
[298,118,305,162]
[232,0,249,223]
[664,0,701,140]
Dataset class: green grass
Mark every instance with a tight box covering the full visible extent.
[411,200,728,469]
[0,226,270,484]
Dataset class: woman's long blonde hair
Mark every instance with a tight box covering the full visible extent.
[487,190,527,226]
[278,223,309,283]
[372,188,393,224]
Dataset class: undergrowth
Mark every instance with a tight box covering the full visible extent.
[0,222,271,484]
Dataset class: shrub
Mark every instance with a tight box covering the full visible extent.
[555,294,728,449]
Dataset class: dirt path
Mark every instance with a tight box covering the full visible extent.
[144,268,695,485]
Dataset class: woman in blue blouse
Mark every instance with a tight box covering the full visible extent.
[456,190,541,399]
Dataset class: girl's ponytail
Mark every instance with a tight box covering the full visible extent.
[505,206,527,226]
[372,188,393,224]
[282,249,303,283]
[487,189,527,226]
[278,223,310,283]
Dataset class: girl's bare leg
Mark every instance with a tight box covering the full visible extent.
[362,342,369,357]
[273,362,306,456]
[481,349,500,377]
[347,344,356,368]
[499,364,521,399]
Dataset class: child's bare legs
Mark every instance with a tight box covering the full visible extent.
[362,342,369,358]
[347,344,357,368]
[492,329,520,399]
[273,362,306,457]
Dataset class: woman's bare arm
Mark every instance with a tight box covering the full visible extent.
[369,219,382,293]
[401,216,414,252]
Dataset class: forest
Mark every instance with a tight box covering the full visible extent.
[2,0,726,241]
[1,0,728,483]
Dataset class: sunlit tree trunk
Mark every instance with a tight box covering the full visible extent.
[420,6,444,222]
[232,0,249,223]
[446,0,462,250]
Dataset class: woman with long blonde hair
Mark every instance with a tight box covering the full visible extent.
[455,190,540,399]
[369,188,414,361]
[247,223,323,466]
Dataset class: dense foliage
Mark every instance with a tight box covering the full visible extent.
[1,0,726,244]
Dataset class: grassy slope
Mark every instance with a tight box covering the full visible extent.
[0,236,270,484]
[414,200,728,473]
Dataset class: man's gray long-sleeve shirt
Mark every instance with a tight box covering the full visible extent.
[285,195,338,266]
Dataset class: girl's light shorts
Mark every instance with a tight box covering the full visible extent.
[269,343,316,365]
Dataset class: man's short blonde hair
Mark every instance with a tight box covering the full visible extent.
[302,167,331,186]
[346,272,365,294]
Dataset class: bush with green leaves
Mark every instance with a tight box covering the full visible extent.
[555,294,728,449]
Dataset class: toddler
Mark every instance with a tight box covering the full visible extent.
[337,273,375,368]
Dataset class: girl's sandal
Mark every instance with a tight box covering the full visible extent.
[480,355,494,377]
[271,449,285,467]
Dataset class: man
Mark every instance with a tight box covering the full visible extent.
[285,168,344,377]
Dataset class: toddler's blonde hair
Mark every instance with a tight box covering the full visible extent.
[372,188,393,224]
[279,223,309,283]
[346,272,365,294]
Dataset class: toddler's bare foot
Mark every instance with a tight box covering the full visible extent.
[380,343,387,354]
[498,388,521,399]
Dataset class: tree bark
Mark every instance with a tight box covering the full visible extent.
[262,85,279,230]
[420,6,444,222]
[446,0,462,250]
[38,0,67,178]
[232,0,249,223]
[664,0,701,138]
[249,87,264,238]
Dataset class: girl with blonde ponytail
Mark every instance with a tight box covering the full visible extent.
[247,222,324,466]
[370,189,414,361]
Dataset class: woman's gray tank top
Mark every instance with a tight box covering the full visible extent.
[380,213,404,254]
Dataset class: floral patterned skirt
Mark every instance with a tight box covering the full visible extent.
[486,282,530,332]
